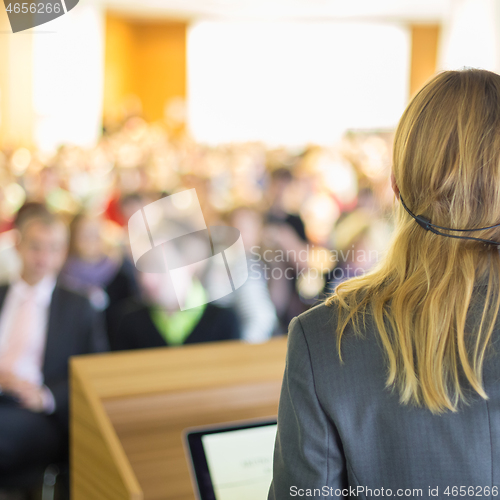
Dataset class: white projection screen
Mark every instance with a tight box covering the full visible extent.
[187,20,410,146]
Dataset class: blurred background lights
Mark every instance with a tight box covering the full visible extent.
[10,148,31,176]
[3,183,26,213]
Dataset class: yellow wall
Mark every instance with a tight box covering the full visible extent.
[103,14,187,124]
[0,8,34,148]
[409,24,441,99]
[103,14,136,124]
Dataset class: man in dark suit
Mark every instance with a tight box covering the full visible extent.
[0,205,108,480]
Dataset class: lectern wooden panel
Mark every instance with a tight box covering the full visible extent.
[71,337,287,500]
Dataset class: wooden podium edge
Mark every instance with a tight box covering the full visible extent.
[71,356,143,500]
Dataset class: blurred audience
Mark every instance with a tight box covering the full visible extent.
[0,120,395,341]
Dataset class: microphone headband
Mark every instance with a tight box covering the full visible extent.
[399,194,500,247]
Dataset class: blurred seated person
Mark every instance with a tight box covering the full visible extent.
[265,167,307,241]
[264,168,310,330]
[58,212,139,338]
[0,205,108,480]
[215,207,278,342]
[111,269,241,351]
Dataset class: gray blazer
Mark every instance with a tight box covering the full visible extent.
[268,301,500,499]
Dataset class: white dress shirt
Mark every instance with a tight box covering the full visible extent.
[0,275,57,413]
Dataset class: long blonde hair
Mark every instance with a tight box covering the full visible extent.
[327,69,500,414]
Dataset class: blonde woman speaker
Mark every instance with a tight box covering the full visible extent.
[268,69,500,499]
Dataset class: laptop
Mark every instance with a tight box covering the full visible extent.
[183,417,278,500]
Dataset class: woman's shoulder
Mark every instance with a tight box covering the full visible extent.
[290,299,380,375]
[286,302,342,367]
[294,300,338,333]
[296,299,375,340]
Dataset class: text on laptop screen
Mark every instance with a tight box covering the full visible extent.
[201,424,277,500]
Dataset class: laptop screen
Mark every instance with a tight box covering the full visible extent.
[185,419,277,500]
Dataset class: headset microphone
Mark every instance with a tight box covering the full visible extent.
[399,194,500,247]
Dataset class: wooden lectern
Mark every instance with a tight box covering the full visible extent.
[70,337,287,499]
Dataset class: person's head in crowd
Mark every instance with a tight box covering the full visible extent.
[228,206,263,251]
[60,211,139,312]
[139,246,206,313]
[119,193,147,224]
[14,204,68,286]
[38,165,62,197]
[267,167,293,212]
[69,213,106,263]
[13,202,50,231]
[139,272,181,312]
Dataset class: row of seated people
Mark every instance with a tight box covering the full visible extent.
[0,202,275,493]
[57,212,243,350]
